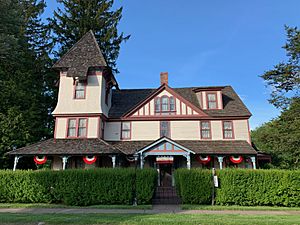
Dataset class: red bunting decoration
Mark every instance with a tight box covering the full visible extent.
[196,155,211,164]
[83,156,97,164]
[34,156,47,165]
[230,156,243,164]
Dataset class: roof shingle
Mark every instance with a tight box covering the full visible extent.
[52,30,107,79]
[109,86,251,118]
[8,138,120,155]
[109,140,257,155]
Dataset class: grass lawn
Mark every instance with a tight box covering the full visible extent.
[0,203,151,210]
[0,213,300,225]
[182,204,300,211]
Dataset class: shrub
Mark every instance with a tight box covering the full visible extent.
[0,168,157,206]
[216,169,300,207]
[136,169,157,204]
[175,168,300,207]
[175,168,212,204]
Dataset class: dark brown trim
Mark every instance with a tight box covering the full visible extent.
[193,87,224,92]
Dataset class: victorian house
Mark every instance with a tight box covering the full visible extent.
[9,31,258,185]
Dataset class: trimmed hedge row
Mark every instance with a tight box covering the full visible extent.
[174,168,212,204]
[0,168,157,206]
[216,169,300,207]
[175,169,300,207]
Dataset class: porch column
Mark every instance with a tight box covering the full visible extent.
[61,156,69,170]
[13,156,21,171]
[250,156,256,170]
[111,155,116,168]
[186,154,191,169]
[217,156,224,170]
[140,154,144,169]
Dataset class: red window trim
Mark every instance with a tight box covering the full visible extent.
[154,95,176,115]
[200,121,212,140]
[206,92,218,110]
[73,80,87,100]
[222,120,235,139]
[120,121,131,140]
[66,117,88,138]
[160,121,171,138]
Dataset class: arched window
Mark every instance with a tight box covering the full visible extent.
[161,96,169,111]
[154,96,176,114]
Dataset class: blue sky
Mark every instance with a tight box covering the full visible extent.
[44,0,300,129]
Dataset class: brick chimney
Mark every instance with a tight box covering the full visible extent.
[160,72,168,85]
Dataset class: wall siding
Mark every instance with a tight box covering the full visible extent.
[53,72,111,116]
[171,121,200,140]
[131,121,160,140]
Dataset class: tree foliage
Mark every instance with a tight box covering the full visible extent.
[49,0,130,73]
[261,26,300,108]
[0,0,56,168]
[251,98,300,169]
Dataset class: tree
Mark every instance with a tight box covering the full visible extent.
[261,26,300,108]
[49,0,130,73]
[251,98,300,169]
[0,0,56,168]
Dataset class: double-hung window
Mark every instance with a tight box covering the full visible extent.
[200,121,211,139]
[67,118,87,138]
[223,121,234,139]
[207,93,217,109]
[160,121,170,138]
[74,81,86,99]
[121,122,131,140]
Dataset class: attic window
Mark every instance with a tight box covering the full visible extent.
[74,81,86,99]
[155,96,176,115]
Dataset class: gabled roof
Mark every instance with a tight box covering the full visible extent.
[136,136,195,155]
[52,30,107,79]
[108,86,251,118]
[7,138,120,155]
[121,84,208,118]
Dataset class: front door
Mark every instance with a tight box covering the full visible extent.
[159,163,173,186]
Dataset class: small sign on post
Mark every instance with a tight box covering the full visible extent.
[213,175,219,188]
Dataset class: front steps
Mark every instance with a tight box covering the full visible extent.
[152,186,181,204]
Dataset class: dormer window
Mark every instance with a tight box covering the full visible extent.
[207,93,217,109]
[74,81,86,99]
[155,96,176,115]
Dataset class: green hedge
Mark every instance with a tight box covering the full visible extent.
[174,168,212,204]
[136,169,157,204]
[0,168,156,206]
[175,169,300,207]
[216,169,300,207]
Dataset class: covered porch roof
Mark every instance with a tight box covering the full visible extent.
[109,138,257,155]
[7,138,121,156]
